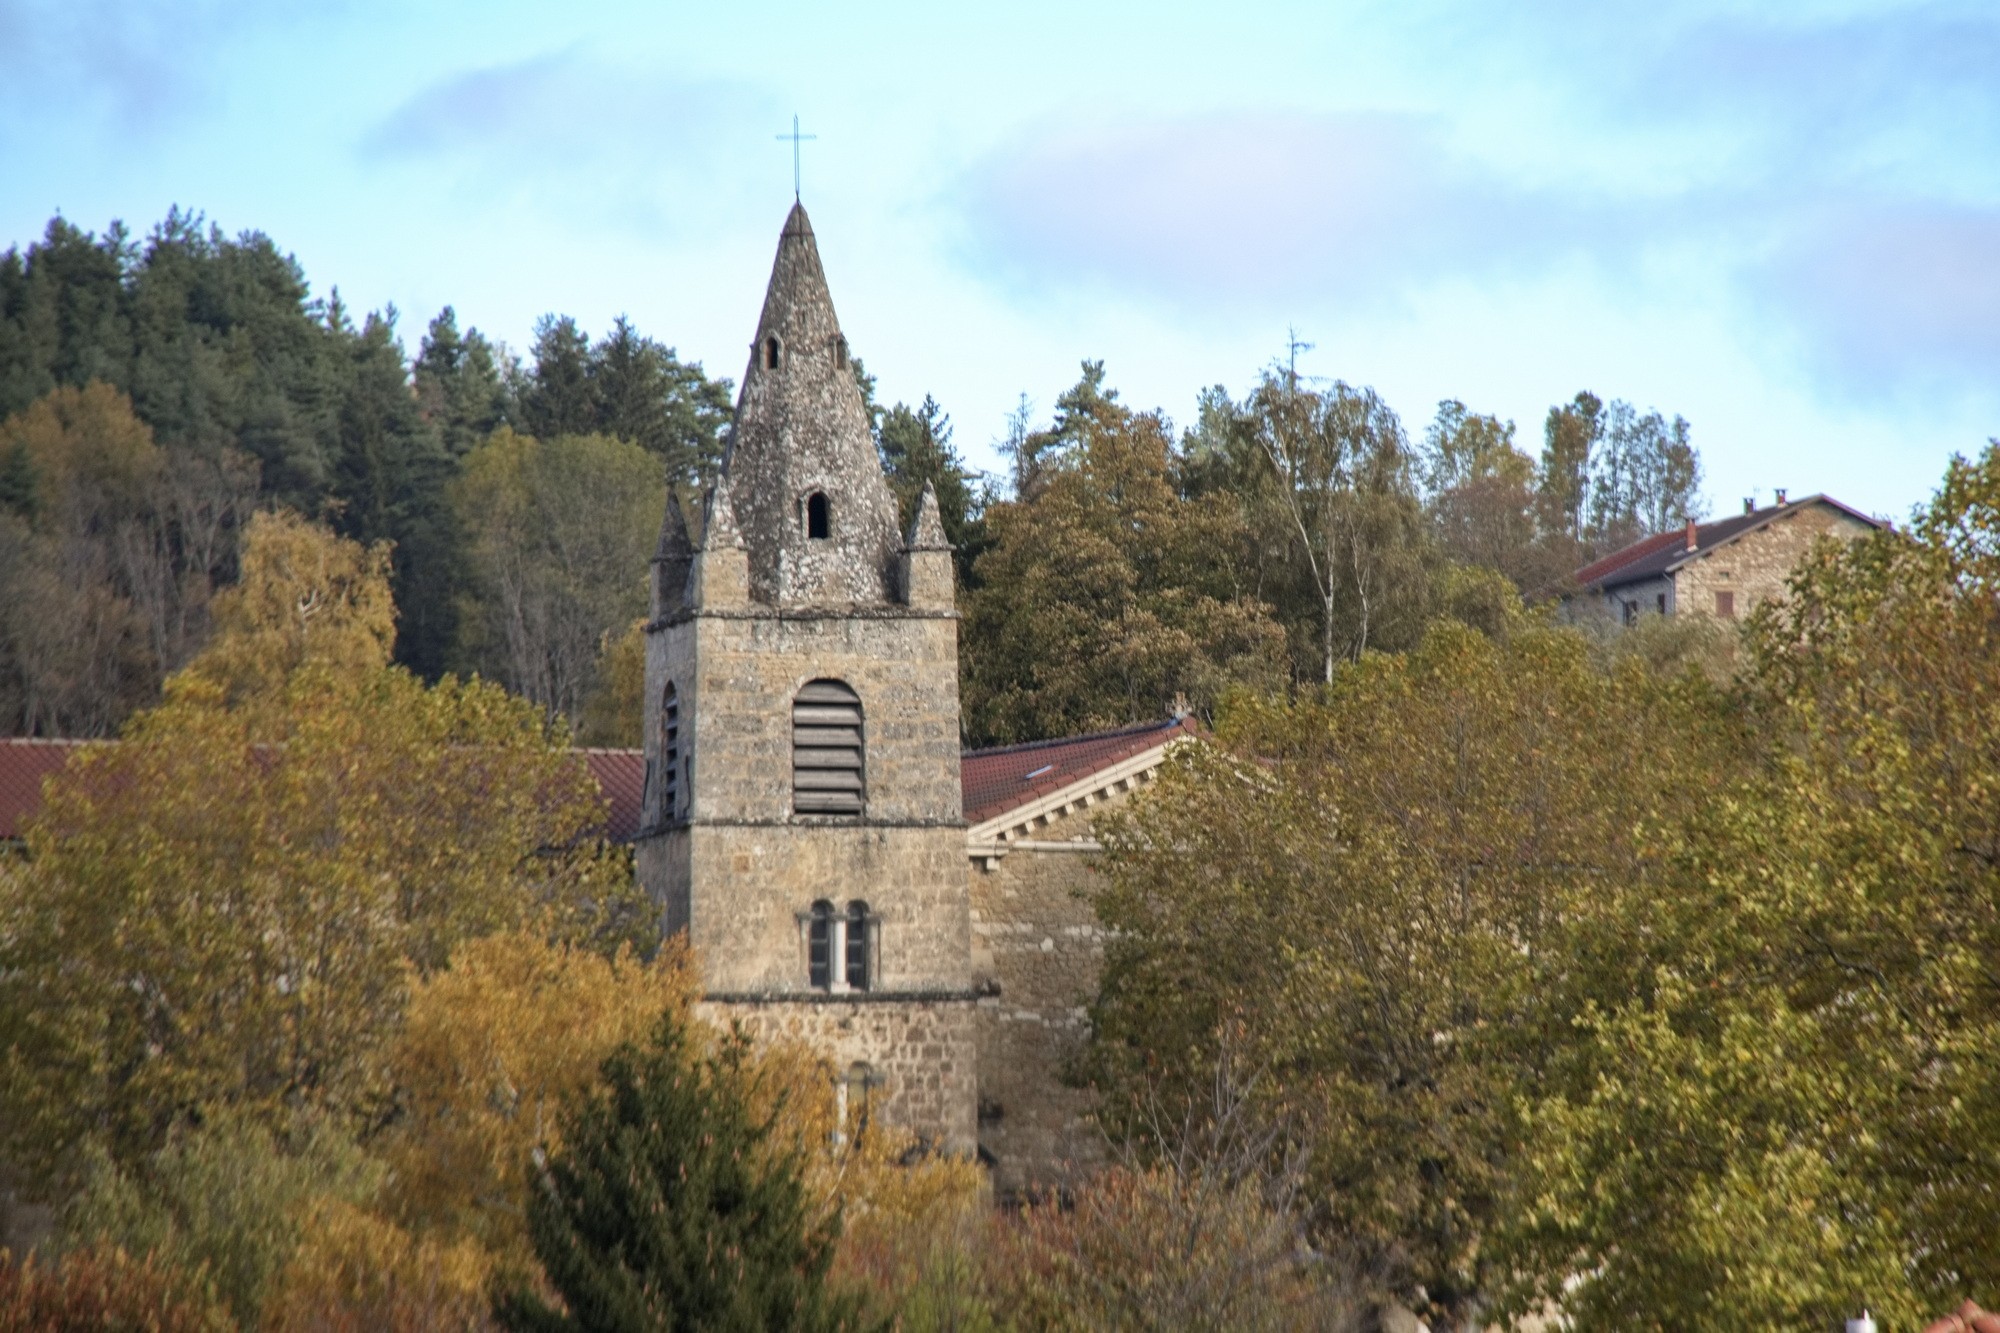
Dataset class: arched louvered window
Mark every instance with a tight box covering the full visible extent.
[807,491,830,539]
[793,680,863,817]
[765,335,781,369]
[659,682,680,822]
[845,900,871,991]
[808,900,833,989]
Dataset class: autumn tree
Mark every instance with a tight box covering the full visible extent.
[1088,622,1743,1326]
[451,429,664,732]
[0,513,615,1190]
[1418,400,1558,592]
[0,382,252,736]
[1505,445,2000,1330]
[960,363,1285,745]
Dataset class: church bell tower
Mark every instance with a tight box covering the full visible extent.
[636,203,974,1150]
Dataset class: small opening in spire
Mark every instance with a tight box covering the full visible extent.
[834,336,848,369]
[807,492,830,539]
[765,336,781,369]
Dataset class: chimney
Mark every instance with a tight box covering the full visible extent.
[1743,497,1755,515]
[1684,517,1698,553]
[1775,488,1788,506]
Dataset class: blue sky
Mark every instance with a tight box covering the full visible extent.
[3,0,1993,520]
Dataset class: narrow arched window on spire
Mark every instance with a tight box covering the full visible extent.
[765,335,781,369]
[793,680,863,817]
[807,492,830,539]
[834,336,848,369]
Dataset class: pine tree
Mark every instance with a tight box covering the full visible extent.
[521,315,598,440]
[499,1015,867,1333]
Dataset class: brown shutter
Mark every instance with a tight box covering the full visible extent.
[793,680,864,816]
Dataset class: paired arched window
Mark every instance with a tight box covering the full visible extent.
[764,335,781,369]
[658,682,680,823]
[793,680,863,817]
[805,898,873,992]
[806,491,830,539]
[808,899,834,989]
[846,900,870,990]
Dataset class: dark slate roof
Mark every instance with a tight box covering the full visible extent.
[960,716,1199,827]
[1574,494,1884,593]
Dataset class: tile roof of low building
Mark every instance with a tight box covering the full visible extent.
[960,715,1199,827]
[1572,494,1885,593]
[3,718,1200,845]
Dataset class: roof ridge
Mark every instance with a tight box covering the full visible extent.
[961,717,1181,761]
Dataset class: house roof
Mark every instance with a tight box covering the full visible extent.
[0,739,90,840]
[3,717,1198,846]
[960,715,1199,827]
[1573,494,1884,593]
[0,739,650,845]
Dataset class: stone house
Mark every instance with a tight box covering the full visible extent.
[1568,492,1885,626]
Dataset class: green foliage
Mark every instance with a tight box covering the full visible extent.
[55,1115,379,1329]
[415,306,510,460]
[518,315,733,489]
[450,428,664,732]
[1506,444,2000,1329]
[498,1014,867,1333]
[1088,621,1744,1323]
[876,395,989,587]
[961,363,1286,745]
[0,1246,229,1333]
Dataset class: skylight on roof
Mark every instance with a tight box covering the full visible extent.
[1024,764,1055,780]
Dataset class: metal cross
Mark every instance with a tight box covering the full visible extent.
[776,114,817,201]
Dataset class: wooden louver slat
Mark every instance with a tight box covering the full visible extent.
[793,680,863,816]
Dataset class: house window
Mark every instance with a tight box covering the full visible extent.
[1715,590,1735,619]
[1622,600,1637,626]
[659,682,679,822]
[793,680,864,817]
[807,900,833,989]
[807,492,830,539]
[845,900,871,991]
[1657,593,1667,615]
[765,335,781,369]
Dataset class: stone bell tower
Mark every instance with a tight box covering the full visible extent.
[636,203,975,1151]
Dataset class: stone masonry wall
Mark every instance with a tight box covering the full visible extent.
[1675,501,1876,622]
[968,798,1137,1197]
[700,996,979,1154]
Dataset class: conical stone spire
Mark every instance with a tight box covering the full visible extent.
[722,203,902,606]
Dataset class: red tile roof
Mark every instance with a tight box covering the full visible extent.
[579,749,645,843]
[0,739,90,840]
[3,720,1195,846]
[1572,495,1887,593]
[960,716,1198,827]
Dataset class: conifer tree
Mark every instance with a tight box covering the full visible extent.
[499,1015,866,1333]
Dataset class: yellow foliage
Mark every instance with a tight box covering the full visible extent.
[184,509,397,716]
[576,617,646,747]
[0,518,609,1185]
[263,1200,494,1333]
[0,380,161,519]
[378,928,699,1265]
